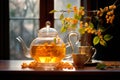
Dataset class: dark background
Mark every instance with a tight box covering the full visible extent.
[94,0,120,61]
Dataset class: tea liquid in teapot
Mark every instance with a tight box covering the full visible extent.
[30,42,66,63]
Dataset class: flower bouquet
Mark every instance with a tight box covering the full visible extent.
[50,1,118,46]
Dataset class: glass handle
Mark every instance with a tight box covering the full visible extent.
[68,31,80,53]
[92,47,97,59]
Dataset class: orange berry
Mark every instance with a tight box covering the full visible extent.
[104,6,109,11]
[21,62,28,68]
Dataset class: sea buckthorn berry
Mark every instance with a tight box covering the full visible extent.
[104,6,109,11]
[21,62,28,68]
[113,5,116,9]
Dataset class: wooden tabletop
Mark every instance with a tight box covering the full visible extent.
[0,60,120,80]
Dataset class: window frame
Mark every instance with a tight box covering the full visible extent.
[0,0,9,59]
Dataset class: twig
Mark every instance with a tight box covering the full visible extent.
[113,0,118,5]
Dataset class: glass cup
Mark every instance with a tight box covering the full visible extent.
[72,46,96,69]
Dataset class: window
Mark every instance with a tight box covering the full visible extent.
[9,0,40,59]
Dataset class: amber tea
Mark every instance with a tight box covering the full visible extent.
[30,42,66,63]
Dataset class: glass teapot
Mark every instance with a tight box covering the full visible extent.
[16,21,80,70]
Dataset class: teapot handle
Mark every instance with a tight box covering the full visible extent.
[67,31,80,53]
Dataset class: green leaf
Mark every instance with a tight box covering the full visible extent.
[89,22,94,28]
[54,38,56,43]
[61,20,65,24]
[96,63,106,70]
[74,14,81,20]
[66,3,72,9]
[74,14,78,19]
[100,39,106,46]
[104,34,113,41]
[60,26,66,33]
[93,36,100,45]
[49,10,58,14]
[79,7,84,10]
[60,14,64,20]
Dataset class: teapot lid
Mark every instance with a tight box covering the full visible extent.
[38,21,58,37]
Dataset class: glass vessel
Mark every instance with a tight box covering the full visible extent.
[17,21,66,70]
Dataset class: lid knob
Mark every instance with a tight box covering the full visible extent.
[46,21,51,26]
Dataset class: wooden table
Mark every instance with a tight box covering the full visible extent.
[0,60,120,80]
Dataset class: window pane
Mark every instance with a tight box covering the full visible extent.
[9,0,39,18]
[10,20,39,59]
[54,0,80,10]
[9,0,40,60]
[54,0,80,19]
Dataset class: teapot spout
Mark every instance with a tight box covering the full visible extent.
[16,36,31,58]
